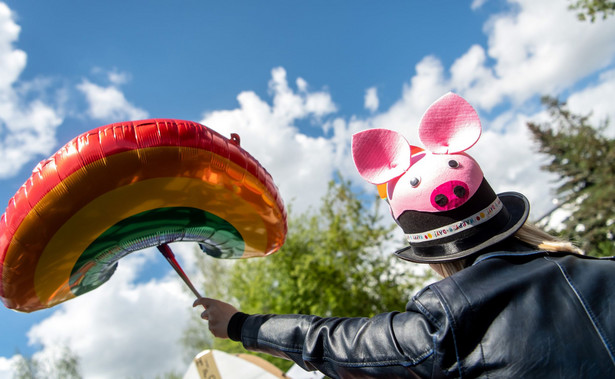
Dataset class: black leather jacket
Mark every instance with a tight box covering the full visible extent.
[231,247,615,378]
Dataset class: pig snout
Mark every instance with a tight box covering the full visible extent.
[431,180,469,210]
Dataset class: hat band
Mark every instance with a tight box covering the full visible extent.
[405,197,503,243]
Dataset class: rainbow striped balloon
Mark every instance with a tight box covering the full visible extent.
[0,119,287,312]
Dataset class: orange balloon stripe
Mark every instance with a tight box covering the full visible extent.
[2,146,285,310]
[0,120,287,303]
[0,120,283,262]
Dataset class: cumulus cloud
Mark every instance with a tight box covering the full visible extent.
[77,73,148,122]
[566,69,615,137]
[0,356,16,379]
[0,3,62,179]
[470,0,490,10]
[452,0,615,109]
[369,56,449,138]
[201,67,338,212]
[364,87,379,113]
[107,70,131,86]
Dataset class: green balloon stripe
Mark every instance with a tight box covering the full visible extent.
[69,207,245,296]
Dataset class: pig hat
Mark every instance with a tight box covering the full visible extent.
[352,92,529,263]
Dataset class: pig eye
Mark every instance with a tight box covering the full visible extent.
[448,160,460,168]
[410,177,421,187]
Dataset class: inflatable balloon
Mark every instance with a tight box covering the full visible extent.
[0,119,287,312]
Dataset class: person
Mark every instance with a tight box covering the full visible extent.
[193,93,615,378]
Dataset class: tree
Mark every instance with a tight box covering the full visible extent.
[12,346,81,379]
[183,177,433,370]
[527,96,615,256]
[568,0,615,21]
[12,354,38,379]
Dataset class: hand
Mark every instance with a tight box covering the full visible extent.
[193,297,239,339]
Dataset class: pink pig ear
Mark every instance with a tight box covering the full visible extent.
[352,129,411,184]
[419,92,481,154]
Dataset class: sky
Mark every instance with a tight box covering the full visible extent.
[0,0,614,377]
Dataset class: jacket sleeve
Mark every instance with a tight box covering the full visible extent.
[238,307,441,378]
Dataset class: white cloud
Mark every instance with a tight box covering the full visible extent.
[364,87,379,113]
[0,3,24,89]
[107,70,130,86]
[0,3,63,179]
[331,56,449,191]
[471,0,489,10]
[453,0,615,109]
[347,56,449,148]
[566,69,615,137]
[472,111,561,220]
[0,356,17,379]
[77,76,148,122]
[201,67,338,213]
[25,243,199,379]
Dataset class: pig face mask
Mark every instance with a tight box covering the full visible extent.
[352,93,529,263]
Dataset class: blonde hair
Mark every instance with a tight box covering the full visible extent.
[430,259,468,278]
[430,223,583,278]
[514,223,583,255]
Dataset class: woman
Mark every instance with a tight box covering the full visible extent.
[194,94,615,378]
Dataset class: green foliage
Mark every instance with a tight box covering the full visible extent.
[12,354,38,379]
[229,179,425,317]
[527,96,615,256]
[12,346,81,379]
[183,177,432,371]
[568,0,615,21]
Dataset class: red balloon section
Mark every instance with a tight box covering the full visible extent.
[0,119,287,312]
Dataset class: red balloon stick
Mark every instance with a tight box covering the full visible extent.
[157,244,203,299]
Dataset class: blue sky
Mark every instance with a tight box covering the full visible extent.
[13,1,481,115]
[1,1,614,377]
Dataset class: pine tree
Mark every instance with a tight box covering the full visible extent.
[527,96,615,256]
[12,346,81,379]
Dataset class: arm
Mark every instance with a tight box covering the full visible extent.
[194,298,439,378]
[240,312,437,377]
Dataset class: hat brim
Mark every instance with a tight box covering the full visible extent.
[394,192,530,263]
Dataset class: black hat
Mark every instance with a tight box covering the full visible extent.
[393,179,529,262]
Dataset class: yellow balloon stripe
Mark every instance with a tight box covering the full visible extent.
[34,176,265,307]
[3,146,284,311]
